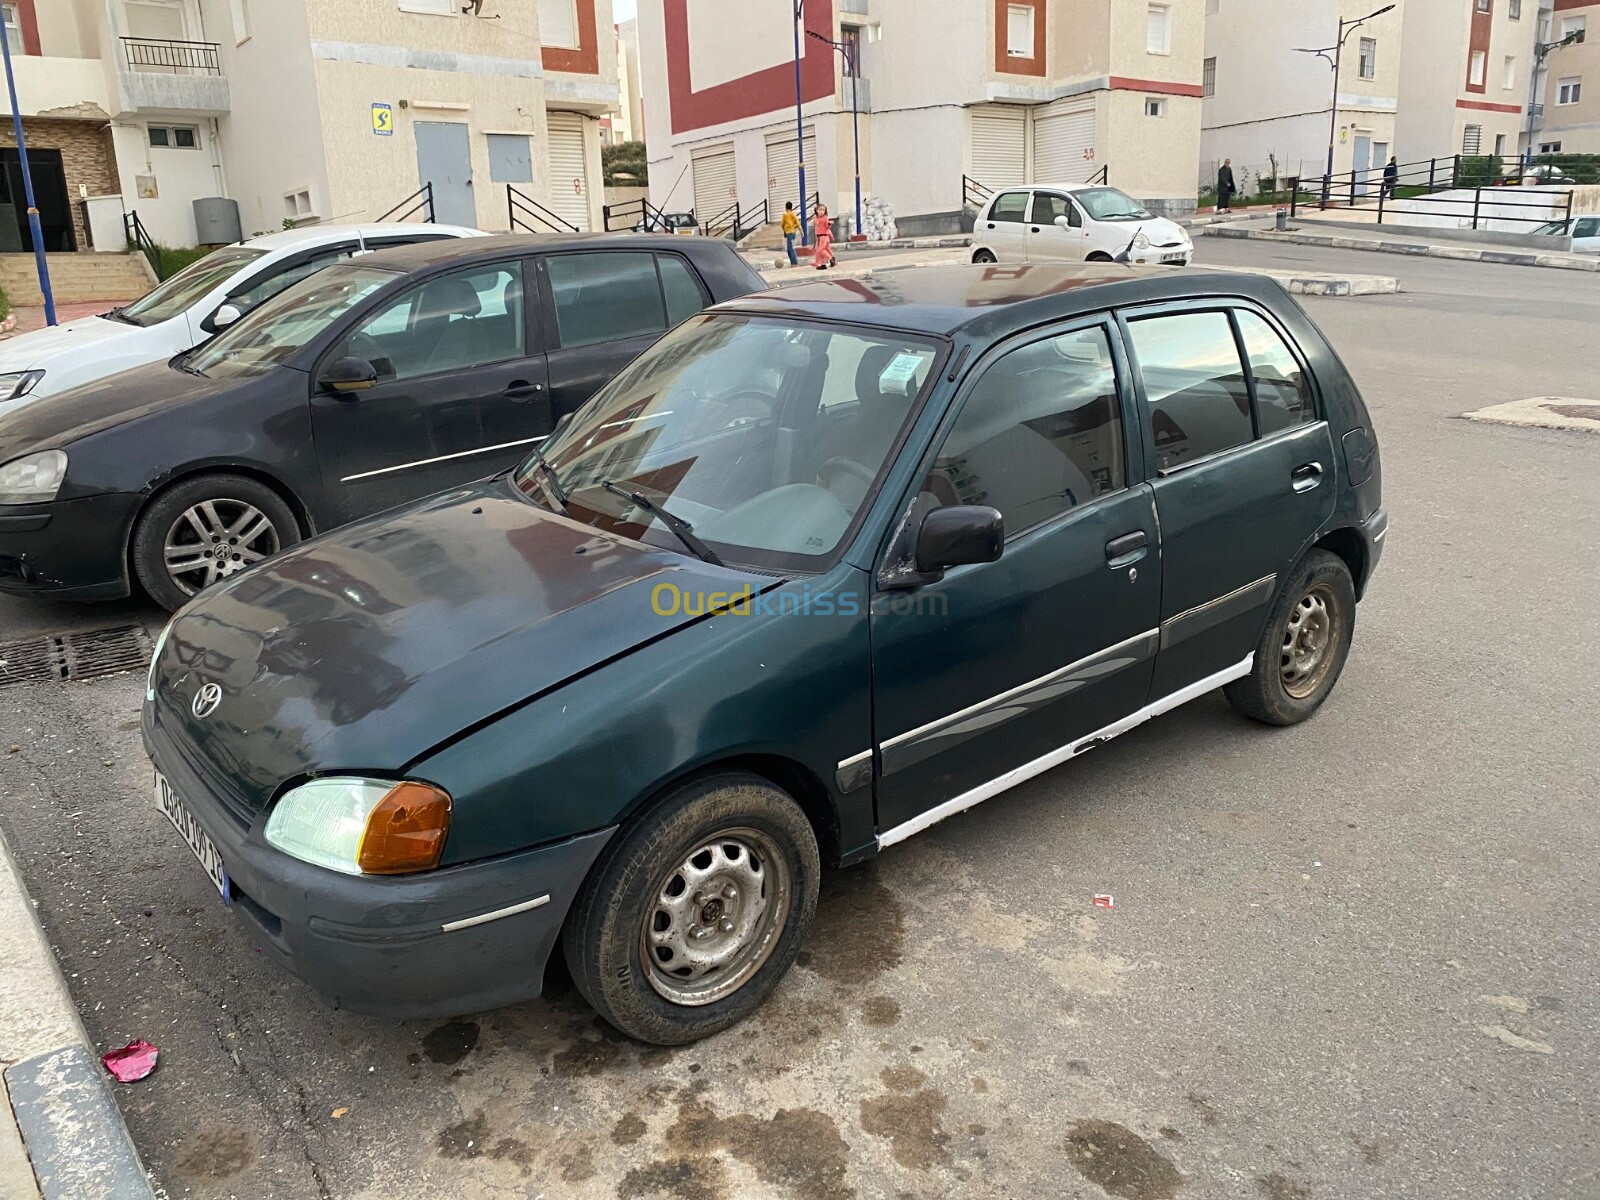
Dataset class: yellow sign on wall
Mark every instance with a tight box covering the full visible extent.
[372,103,394,136]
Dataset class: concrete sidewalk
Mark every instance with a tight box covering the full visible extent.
[1200,218,1600,273]
[1,829,155,1199]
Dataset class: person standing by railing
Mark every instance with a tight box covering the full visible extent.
[781,201,800,266]
[1383,157,1399,197]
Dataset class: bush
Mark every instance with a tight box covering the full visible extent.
[0,284,10,325]
[1456,155,1504,188]
[155,244,212,277]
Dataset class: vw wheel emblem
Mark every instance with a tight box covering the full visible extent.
[192,683,223,719]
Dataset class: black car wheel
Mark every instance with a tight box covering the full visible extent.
[563,772,820,1045]
[972,249,997,264]
[132,474,302,611]
[1225,549,1356,726]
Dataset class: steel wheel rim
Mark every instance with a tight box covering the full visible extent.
[1280,582,1341,699]
[640,827,791,1007]
[162,499,282,596]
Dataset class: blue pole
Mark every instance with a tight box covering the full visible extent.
[0,26,57,326]
[793,0,810,247]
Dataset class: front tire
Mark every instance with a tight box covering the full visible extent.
[1224,549,1356,726]
[563,773,820,1045]
[972,248,997,264]
[132,473,302,611]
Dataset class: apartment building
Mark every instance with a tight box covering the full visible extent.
[1396,0,1540,160]
[614,16,644,144]
[1534,0,1596,153]
[1201,0,1405,192]
[3,0,616,251]
[636,0,1205,234]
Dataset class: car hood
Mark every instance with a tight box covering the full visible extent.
[0,358,224,462]
[1135,216,1190,247]
[0,313,135,374]
[149,479,772,808]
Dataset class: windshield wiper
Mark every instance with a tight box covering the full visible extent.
[102,307,138,325]
[172,350,206,377]
[524,442,570,515]
[600,480,723,566]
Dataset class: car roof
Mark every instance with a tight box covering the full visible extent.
[337,232,735,272]
[715,264,1285,340]
[238,223,484,252]
[987,183,1125,196]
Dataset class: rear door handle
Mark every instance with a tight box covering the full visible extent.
[505,380,544,401]
[1291,461,1324,492]
[1106,530,1148,567]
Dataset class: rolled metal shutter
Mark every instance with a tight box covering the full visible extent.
[970,105,1027,190]
[765,127,817,219]
[546,112,592,231]
[1032,99,1097,185]
[691,144,737,224]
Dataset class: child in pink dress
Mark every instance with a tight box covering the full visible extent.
[812,204,837,270]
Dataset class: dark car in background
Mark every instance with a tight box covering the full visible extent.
[0,234,765,609]
[143,265,1385,1043]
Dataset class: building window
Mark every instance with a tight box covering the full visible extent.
[1147,4,1172,55]
[1509,0,1521,19]
[540,0,580,49]
[1539,141,1562,154]
[1462,124,1482,155]
[487,133,533,183]
[1358,37,1376,79]
[1006,4,1034,58]
[283,189,315,220]
[149,125,200,149]
[1145,97,1167,117]
[1475,0,1490,12]
[1,3,22,55]
[841,24,861,77]
[1561,15,1586,42]
[1469,50,1486,87]
[1556,76,1582,105]
[1202,56,1216,97]
[1503,54,1515,89]
[229,0,249,42]
[1494,133,1507,155]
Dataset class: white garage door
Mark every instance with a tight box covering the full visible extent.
[970,105,1027,191]
[1032,99,1097,185]
[692,145,737,224]
[546,112,592,231]
[765,127,817,220]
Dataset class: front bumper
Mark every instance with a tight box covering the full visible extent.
[0,492,139,599]
[143,712,616,1018]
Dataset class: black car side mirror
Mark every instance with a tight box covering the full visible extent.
[914,505,1004,573]
[321,357,379,394]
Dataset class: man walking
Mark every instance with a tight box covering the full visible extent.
[781,201,801,266]
[1216,159,1237,212]
[1382,156,1399,197]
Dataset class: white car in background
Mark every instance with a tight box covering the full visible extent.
[971,185,1193,267]
[0,223,484,417]
[1530,214,1600,254]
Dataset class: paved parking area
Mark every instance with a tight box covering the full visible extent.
[1,240,1597,1199]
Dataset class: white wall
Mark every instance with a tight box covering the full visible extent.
[110,120,224,245]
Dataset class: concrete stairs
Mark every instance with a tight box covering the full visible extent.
[0,253,156,306]
[741,222,791,251]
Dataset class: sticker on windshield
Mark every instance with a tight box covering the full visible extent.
[879,351,925,395]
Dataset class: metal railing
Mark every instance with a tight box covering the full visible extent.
[603,196,669,232]
[124,209,163,281]
[1087,164,1109,186]
[121,37,222,74]
[507,185,579,233]
[377,183,436,224]
[962,175,994,208]
[701,198,770,240]
[1289,174,1573,231]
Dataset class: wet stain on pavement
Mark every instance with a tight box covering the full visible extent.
[861,995,901,1026]
[1185,1092,1220,1127]
[613,1112,648,1145]
[437,1111,491,1160]
[561,1142,597,1182]
[174,1127,256,1180]
[1063,1120,1184,1200]
[880,1065,927,1092]
[421,1019,480,1065]
[618,1156,730,1200]
[1159,1127,1184,1141]
[860,1067,950,1170]
[492,1137,534,1172]
[1257,1172,1311,1200]
[666,1092,854,1200]
[971,1077,989,1094]
[803,867,905,987]
[553,1032,630,1077]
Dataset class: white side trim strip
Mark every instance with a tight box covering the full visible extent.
[440,894,550,933]
[342,436,549,484]
[876,655,1255,850]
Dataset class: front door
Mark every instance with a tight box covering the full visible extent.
[311,259,550,521]
[1122,305,1336,699]
[0,150,75,252]
[870,321,1162,839]
[1352,135,1372,197]
[979,190,1031,262]
[1024,190,1087,262]
[415,121,477,228]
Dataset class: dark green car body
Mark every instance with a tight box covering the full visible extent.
[144,265,1384,1018]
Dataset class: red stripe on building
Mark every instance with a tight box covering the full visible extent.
[1109,76,1204,97]
[1455,98,1521,113]
[1551,0,1592,11]
[664,0,836,135]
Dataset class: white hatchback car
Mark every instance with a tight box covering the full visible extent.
[971,185,1193,267]
[1530,214,1600,254]
[0,222,484,417]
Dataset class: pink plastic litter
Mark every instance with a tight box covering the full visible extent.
[101,1040,159,1082]
[1092,894,1114,909]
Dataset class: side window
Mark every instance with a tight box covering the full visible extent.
[340,262,525,382]
[1127,311,1253,471]
[658,255,708,326]
[1576,217,1600,239]
[1235,310,1315,435]
[230,248,350,310]
[989,191,1030,223]
[927,327,1126,536]
[1030,192,1071,225]
[546,252,668,349]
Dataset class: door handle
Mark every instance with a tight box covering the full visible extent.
[504,380,544,401]
[1030,226,1041,232]
[1291,461,1324,493]
[1106,530,1148,567]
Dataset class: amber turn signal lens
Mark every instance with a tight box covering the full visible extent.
[357,781,452,875]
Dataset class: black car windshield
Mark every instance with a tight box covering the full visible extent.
[517,314,943,572]
[117,245,267,327]
[1076,188,1154,221]
[185,264,399,380]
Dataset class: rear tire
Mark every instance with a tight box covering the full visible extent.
[972,249,997,264]
[563,773,820,1045]
[1224,549,1356,726]
[132,474,301,611]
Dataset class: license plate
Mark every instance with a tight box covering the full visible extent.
[154,770,230,902]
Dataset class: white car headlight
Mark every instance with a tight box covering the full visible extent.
[1133,230,1151,250]
[265,777,452,876]
[0,449,67,505]
[0,370,43,402]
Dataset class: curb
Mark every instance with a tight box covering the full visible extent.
[1200,224,1600,272]
[747,233,970,271]
[0,829,156,1200]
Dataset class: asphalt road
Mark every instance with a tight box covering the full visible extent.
[2,240,1598,1200]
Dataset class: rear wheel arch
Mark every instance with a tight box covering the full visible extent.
[1314,526,1368,598]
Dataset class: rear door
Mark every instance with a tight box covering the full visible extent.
[1121,303,1336,698]
[310,258,550,520]
[977,190,1031,261]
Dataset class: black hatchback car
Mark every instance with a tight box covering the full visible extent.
[0,234,764,609]
[143,265,1385,1044]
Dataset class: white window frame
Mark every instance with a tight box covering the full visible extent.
[1475,0,1490,12]
[229,0,250,43]
[1006,3,1034,58]
[539,0,581,50]
[1145,97,1167,117]
[1503,54,1515,90]
[1494,133,1507,155]
[2,3,22,55]
[1560,15,1586,41]
[148,124,201,150]
[1469,50,1487,87]
[1556,76,1582,105]
[1358,38,1376,79]
[1538,140,1562,154]
[1147,3,1172,56]
[398,0,456,15]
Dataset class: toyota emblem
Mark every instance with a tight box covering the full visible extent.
[192,683,223,719]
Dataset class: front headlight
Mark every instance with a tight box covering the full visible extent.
[0,370,44,402]
[0,449,67,505]
[1133,230,1152,250]
[265,777,452,876]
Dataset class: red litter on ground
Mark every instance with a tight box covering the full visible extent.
[1092,894,1114,909]
[101,1040,159,1082]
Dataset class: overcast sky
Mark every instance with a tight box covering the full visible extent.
[614,0,636,18]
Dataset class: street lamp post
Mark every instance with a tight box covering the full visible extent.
[792,0,810,247]
[0,22,57,326]
[1296,5,1395,207]
[807,29,863,241]
[1523,29,1582,172]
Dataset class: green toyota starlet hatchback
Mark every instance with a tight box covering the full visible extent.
[144,264,1385,1044]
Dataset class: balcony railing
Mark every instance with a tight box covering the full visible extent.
[122,37,222,75]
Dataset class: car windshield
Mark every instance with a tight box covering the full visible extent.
[1076,188,1154,222]
[1531,219,1571,236]
[117,246,267,327]
[185,264,399,381]
[516,313,944,572]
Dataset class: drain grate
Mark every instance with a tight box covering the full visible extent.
[0,625,152,689]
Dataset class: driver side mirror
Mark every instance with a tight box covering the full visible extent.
[203,302,243,334]
[915,505,1004,574]
[320,356,379,394]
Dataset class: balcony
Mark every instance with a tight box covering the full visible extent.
[122,37,221,74]
[116,37,229,115]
